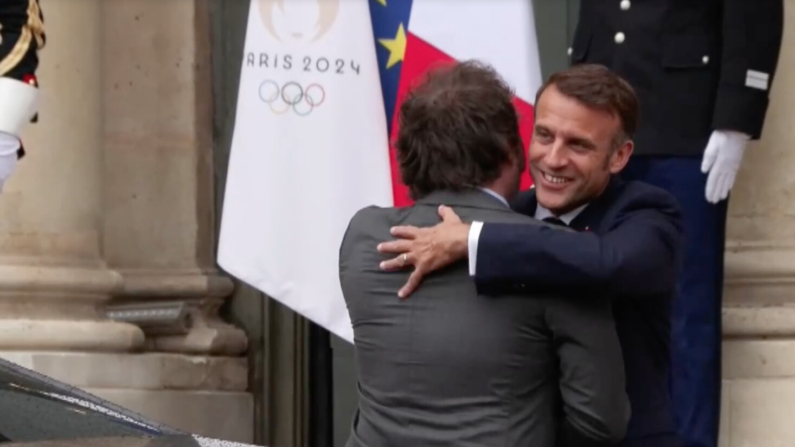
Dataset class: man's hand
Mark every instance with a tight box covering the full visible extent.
[701,129,750,204]
[377,205,470,298]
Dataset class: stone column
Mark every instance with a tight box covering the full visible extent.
[0,0,143,352]
[94,0,252,441]
[0,0,253,443]
[101,0,248,358]
[719,2,795,445]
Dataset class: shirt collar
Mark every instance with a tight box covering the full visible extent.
[477,187,509,207]
[534,202,588,225]
[478,186,589,223]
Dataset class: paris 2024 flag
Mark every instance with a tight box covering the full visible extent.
[217,0,393,342]
[220,0,544,343]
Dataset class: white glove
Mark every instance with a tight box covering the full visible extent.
[700,130,750,204]
[0,132,20,193]
[0,153,18,193]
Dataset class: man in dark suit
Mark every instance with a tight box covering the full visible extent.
[0,0,45,189]
[378,64,685,446]
[340,61,630,447]
[568,3,784,446]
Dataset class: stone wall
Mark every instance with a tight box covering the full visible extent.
[720,2,795,446]
[8,0,253,443]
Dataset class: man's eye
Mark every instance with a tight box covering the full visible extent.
[570,141,588,149]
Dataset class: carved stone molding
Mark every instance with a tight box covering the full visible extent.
[724,242,795,337]
[0,263,145,352]
[118,270,235,299]
[107,269,248,356]
[142,297,248,356]
[723,306,795,338]
[725,242,795,286]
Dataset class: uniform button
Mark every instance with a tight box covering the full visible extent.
[567,47,573,56]
[614,32,625,44]
[620,0,631,10]
[702,55,710,64]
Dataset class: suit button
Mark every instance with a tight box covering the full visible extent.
[702,55,710,64]
[620,0,630,10]
[567,47,573,56]
[614,32,625,44]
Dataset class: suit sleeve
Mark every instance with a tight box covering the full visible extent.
[711,0,784,138]
[475,192,684,298]
[546,295,630,445]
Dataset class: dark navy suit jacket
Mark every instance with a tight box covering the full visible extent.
[475,177,685,446]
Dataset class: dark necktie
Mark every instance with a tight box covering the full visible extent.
[542,216,567,227]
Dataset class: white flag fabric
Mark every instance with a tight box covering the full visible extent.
[218,0,393,343]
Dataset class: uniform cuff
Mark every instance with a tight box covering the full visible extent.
[712,84,770,140]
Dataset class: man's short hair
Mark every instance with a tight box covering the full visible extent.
[535,64,639,147]
[395,60,525,200]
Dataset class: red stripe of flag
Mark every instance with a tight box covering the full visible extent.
[388,32,535,207]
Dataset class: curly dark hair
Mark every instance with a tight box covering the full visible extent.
[395,60,525,200]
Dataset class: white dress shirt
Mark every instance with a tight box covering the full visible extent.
[467,195,587,275]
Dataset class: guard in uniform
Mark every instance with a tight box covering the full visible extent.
[0,0,45,191]
[569,1,784,447]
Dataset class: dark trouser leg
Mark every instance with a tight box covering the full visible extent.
[620,156,725,447]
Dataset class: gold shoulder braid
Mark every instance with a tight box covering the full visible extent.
[0,0,46,77]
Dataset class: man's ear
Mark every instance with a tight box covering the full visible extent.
[609,139,634,174]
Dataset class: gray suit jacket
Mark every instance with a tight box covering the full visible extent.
[339,189,630,447]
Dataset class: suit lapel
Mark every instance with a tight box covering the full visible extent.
[568,203,602,232]
[568,176,623,232]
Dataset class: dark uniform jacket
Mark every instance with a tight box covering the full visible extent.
[0,0,45,81]
[339,189,630,447]
[571,0,784,156]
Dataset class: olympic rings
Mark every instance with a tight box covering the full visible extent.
[259,80,326,116]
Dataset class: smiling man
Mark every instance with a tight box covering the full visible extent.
[377,64,686,447]
[526,69,633,220]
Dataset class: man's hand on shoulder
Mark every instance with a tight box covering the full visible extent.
[377,205,470,299]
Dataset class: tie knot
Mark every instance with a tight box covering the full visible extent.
[542,216,567,227]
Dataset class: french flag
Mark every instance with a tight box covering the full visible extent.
[371,0,543,207]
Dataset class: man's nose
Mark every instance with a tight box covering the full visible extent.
[545,140,568,168]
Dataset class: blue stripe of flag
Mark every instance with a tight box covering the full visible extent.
[369,0,414,133]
